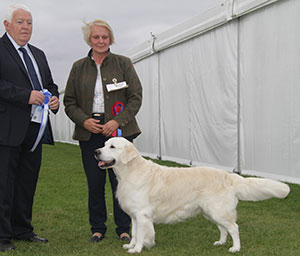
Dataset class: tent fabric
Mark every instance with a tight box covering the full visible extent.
[133,23,238,168]
[51,0,300,183]
[134,56,160,158]
[240,0,300,183]
[158,23,238,167]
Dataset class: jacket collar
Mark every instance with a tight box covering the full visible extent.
[1,33,28,76]
[2,33,46,86]
[87,48,112,64]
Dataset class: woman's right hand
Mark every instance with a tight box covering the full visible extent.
[83,118,103,134]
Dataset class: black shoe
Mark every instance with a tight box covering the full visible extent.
[16,235,48,243]
[89,234,104,242]
[0,240,15,252]
[119,233,131,242]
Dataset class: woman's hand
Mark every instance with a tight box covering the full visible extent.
[83,118,103,134]
[101,120,120,137]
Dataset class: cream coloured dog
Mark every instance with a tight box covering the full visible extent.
[94,137,290,253]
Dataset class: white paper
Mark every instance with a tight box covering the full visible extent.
[106,81,128,92]
[31,105,43,123]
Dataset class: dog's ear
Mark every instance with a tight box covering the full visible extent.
[120,143,138,164]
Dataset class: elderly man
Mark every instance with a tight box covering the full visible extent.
[0,4,59,252]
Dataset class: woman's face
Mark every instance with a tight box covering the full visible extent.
[90,25,111,55]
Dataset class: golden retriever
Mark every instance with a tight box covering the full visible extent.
[94,137,290,253]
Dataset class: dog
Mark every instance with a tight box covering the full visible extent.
[94,137,290,253]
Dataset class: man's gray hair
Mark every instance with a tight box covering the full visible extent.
[5,4,31,22]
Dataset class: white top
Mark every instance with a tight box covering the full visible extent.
[92,61,105,113]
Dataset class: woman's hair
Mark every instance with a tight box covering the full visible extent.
[5,4,31,22]
[82,19,115,46]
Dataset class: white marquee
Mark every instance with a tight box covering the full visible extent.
[52,0,300,184]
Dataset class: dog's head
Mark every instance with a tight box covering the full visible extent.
[94,137,138,169]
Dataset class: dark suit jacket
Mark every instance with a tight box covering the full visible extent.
[0,33,59,147]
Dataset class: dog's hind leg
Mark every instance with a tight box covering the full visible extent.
[213,221,240,253]
[127,213,154,253]
[214,218,240,253]
[203,196,240,253]
[213,225,228,246]
[226,223,240,253]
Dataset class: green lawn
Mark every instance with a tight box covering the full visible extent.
[6,142,300,255]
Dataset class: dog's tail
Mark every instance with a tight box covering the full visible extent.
[233,175,290,201]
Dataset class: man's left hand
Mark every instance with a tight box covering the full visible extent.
[49,96,59,110]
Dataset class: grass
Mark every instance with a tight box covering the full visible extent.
[5,142,300,256]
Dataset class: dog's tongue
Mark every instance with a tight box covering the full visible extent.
[98,161,105,167]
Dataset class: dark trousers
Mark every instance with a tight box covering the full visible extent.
[79,133,132,236]
[0,122,42,242]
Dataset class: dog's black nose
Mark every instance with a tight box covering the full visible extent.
[94,149,101,157]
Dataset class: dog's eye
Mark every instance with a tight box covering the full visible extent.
[110,145,115,149]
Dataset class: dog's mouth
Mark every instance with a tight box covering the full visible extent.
[98,159,116,169]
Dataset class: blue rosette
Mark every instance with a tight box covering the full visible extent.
[30,89,52,152]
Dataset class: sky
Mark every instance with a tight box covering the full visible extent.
[0,0,222,90]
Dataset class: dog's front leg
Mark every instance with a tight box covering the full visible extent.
[123,216,137,250]
[127,213,154,253]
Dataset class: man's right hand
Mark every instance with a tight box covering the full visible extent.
[28,90,45,105]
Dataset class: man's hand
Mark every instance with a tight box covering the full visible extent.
[49,96,59,110]
[28,90,44,105]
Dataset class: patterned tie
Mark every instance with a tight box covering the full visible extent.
[19,47,42,91]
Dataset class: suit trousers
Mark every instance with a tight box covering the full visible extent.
[79,133,133,236]
[0,122,42,242]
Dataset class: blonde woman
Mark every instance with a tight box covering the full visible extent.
[64,19,142,242]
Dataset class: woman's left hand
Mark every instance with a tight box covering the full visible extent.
[101,120,120,137]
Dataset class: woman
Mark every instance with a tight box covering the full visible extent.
[63,20,142,242]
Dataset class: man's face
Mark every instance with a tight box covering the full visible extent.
[4,9,32,46]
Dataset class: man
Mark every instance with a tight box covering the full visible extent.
[0,4,59,252]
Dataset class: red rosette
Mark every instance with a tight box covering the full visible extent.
[112,101,124,116]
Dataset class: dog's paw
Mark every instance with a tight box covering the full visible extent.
[127,244,143,254]
[214,241,226,246]
[229,246,240,253]
[123,244,134,250]
[128,248,142,254]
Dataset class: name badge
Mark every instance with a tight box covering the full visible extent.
[31,105,43,123]
[106,81,128,92]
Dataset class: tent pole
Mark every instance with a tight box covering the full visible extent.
[158,52,162,160]
[237,17,242,174]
